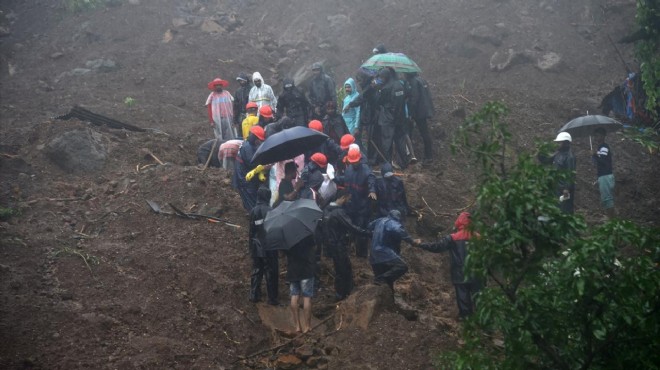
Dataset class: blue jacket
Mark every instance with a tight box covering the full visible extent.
[232,135,260,189]
[342,78,361,133]
[367,215,413,265]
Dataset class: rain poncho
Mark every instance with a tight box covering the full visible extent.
[249,72,278,110]
[367,212,413,265]
[342,78,361,134]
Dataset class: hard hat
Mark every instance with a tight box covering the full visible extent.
[310,152,328,168]
[340,134,355,150]
[346,147,362,163]
[308,120,323,132]
[259,105,273,119]
[554,132,572,142]
[246,101,258,110]
[250,125,265,141]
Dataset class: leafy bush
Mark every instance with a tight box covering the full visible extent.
[439,102,660,369]
[635,0,660,117]
[0,207,17,221]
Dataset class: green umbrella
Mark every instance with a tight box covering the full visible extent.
[361,52,422,73]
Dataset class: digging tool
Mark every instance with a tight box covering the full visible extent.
[146,200,241,228]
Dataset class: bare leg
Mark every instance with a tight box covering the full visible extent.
[302,297,312,333]
[290,295,301,332]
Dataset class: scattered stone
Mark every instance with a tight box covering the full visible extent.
[0,27,11,37]
[85,58,119,73]
[336,284,395,330]
[294,344,314,359]
[489,49,534,72]
[162,29,174,43]
[70,68,92,76]
[536,52,562,72]
[470,25,506,46]
[44,128,107,173]
[317,42,333,50]
[286,49,298,58]
[306,356,329,367]
[8,62,16,76]
[50,52,64,59]
[407,280,426,301]
[201,19,225,33]
[274,354,302,369]
[172,18,189,28]
[409,22,423,28]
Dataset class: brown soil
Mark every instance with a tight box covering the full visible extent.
[1,0,658,369]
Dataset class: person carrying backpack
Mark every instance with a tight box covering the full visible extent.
[404,72,435,166]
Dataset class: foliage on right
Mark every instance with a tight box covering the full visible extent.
[635,0,660,118]
[441,101,660,369]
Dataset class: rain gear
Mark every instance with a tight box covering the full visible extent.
[233,133,265,211]
[322,108,349,144]
[308,64,336,113]
[249,72,278,110]
[276,78,310,127]
[248,187,279,304]
[375,162,410,218]
[418,212,481,318]
[335,161,376,257]
[538,146,576,214]
[233,72,252,126]
[342,78,361,134]
[367,211,414,265]
[205,89,235,140]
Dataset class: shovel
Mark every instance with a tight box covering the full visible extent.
[146,200,241,228]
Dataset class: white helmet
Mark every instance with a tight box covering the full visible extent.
[554,132,572,142]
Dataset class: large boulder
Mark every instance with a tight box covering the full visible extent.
[45,128,107,173]
[336,284,394,330]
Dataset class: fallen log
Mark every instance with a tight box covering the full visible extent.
[54,105,146,132]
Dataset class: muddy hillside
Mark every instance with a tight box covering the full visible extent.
[1,0,658,369]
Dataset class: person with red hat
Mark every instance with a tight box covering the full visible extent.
[305,120,343,168]
[205,77,235,140]
[300,152,328,190]
[257,105,275,129]
[241,102,259,140]
[335,134,356,176]
[335,146,377,257]
[233,125,268,211]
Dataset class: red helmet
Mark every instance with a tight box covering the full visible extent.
[250,125,266,141]
[346,147,361,163]
[310,152,328,168]
[259,105,274,119]
[308,120,323,132]
[246,101,258,110]
[340,134,355,150]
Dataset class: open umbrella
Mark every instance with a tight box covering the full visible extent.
[557,115,623,138]
[252,126,328,165]
[361,52,422,73]
[263,199,322,250]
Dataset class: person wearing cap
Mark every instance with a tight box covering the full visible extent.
[257,105,275,129]
[322,100,350,144]
[375,161,411,221]
[300,152,328,190]
[233,125,268,211]
[205,77,235,140]
[335,134,356,176]
[367,210,421,290]
[308,62,336,120]
[249,71,278,110]
[538,131,576,214]
[372,43,388,55]
[375,67,412,168]
[305,120,343,166]
[335,147,377,257]
[241,102,259,140]
[233,72,252,130]
[248,186,279,305]
[416,212,481,319]
[592,128,615,218]
[276,78,310,127]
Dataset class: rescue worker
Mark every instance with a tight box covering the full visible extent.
[308,62,336,120]
[249,72,277,110]
[322,100,350,144]
[276,78,310,127]
[248,187,279,305]
[233,125,268,212]
[403,72,435,166]
[205,77,235,140]
[538,132,576,214]
[375,162,410,221]
[375,67,411,168]
[233,72,252,132]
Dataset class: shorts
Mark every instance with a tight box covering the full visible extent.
[289,278,315,298]
[598,174,615,209]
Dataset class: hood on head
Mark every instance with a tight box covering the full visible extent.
[388,209,402,221]
[454,212,471,230]
[308,171,324,189]
[311,62,323,73]
[252,71,263,82]
[344,77,358,96]
[380,162,394,178]
[257,186,271,203]
[283,77,294,89]
[237,72,249,82]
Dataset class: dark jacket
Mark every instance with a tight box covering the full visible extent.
[276,78,310,126]
[376,70,406,127]
[322,113,349,143]
[347,74,378,128]
[233,72,252,126]
[375,164,410,217]
[308,65,337,109]
[232,135,260,189]
[404,75,434,120]
[336,162,376,216]
[249,187,272,258]
[285,235,316,282]
[593,143,613,177]
[322,203,370,251]
[418,212,475,284]
[304,138,343,166]
[539,147,576,193]
[264,116,294,138]
[367,213,413,265]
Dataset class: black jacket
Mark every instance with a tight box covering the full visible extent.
[277,79,310,126]
[322,113,349,143]
[348,80,378,128]
[308,68,337,109]
[419,235,473,284]
[233,74,252,126]
[405,76,434,120]
[376,78,406,127]
[375,176,410,218]
[249,192,271,258]
[322,203,369,250]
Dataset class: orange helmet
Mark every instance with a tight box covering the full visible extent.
[340,134,355,150]
[346,147,361,163]
[310,152,328,168]
[246,101,258,110]
[308,120,323,132]
[259,105,274,119]
[250,125,266,141]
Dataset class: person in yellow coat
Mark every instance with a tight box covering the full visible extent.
[241,102,260,139]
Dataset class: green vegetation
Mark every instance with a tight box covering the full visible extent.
[635,0,660,117]
[124,96,136,107]
[0,206,17,221]
[440,102,660,369]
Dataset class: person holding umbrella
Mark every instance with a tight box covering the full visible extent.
[592,128,615,218]
[233,125,268,212]
[538,132,576,214]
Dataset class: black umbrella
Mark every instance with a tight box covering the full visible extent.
[263,199,322,250]
[252,126,328,165]
[557,115,623,138]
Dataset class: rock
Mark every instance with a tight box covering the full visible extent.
[407,280,426,301]
[162,29,174,43]
[257,303,322,333]
[336,284,395,330]
[172,18,189,27]
[70,68,92,76]
[536,52,562,72]
[489,49,534,72]
[45,129,107,173]
[306,356,329,367]
[327,14,349,30]
[286,49,298,58]
[469,24,507,46]
[0,26,10,37]
[409,22,423,28]
[274,354,302,369]
[201,19,225,33]
[85,59,119,73]
[294,344,314,359]
[50,52,64,59]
